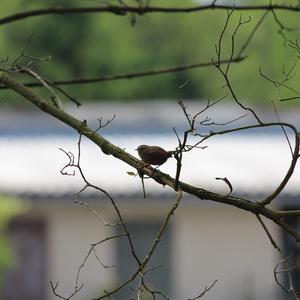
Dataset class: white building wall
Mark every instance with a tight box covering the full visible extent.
[173,205,281,300]
[36,200,283,300]
[45,205,117,300]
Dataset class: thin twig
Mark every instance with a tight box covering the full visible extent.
[50,280,84,300]
[141,189,182,268]
[0,57,245,89]
[22,67,62,108]
[274,252,300,299]
[75,234,124,289]
[187,279,218,300]
[271,101,293,157]
[259,66,300,97]
[74,199,120,226]
[256,214,281,251]
[271,9,294,44]
[237,10,269,57]
[214,10,263,124]
[215,177,233,196]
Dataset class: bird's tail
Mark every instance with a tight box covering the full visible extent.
[168,150,175,157]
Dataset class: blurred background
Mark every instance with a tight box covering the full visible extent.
[0,0,299,105]
[1,0,300,300]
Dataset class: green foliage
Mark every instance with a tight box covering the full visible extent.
[0,196,25,284]
[0,0,300,106]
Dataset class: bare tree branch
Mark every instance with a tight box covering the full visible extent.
[271,8,294,44]
[1,4,300,26]
[1,70,300,241]
[259,66,300,98]
[256,214,281,251]
[75,234,123,290]
[3,2,300,299]
[215,177,233,196]
[187,279,218,300]
[237,10,269,57]
[0,57,245,89]
[50,280,84,300]
[274,253,300,299]
[214,11,263,124]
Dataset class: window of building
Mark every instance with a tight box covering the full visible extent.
[282,213,300,297]
[2,218,47,300]
[114,220,172,299]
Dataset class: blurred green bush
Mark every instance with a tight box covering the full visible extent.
[0,0,299,106]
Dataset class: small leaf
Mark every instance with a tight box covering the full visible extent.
[127,171,136,176]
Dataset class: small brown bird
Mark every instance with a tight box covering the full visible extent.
[136,145,173,166]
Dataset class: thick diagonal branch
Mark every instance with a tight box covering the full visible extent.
[0,70,299,242]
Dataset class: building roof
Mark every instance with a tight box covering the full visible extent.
[0,101,299,202]
[0,132,299,200]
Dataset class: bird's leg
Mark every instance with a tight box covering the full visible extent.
[153,164,162,170]
[138,160,155,179]
[137,168,147,198]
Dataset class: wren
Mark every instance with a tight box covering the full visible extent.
[136,145,172,166]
